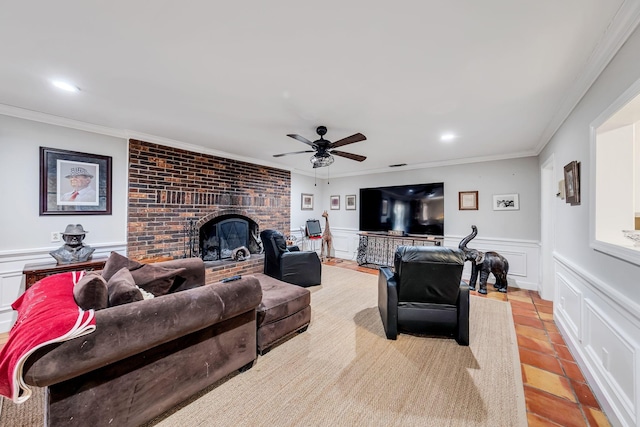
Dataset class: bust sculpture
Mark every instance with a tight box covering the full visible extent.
[49,224,95,264]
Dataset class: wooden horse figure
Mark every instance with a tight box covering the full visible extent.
[320,210,333,261]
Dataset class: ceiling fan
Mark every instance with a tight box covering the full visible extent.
[274,126,367,168]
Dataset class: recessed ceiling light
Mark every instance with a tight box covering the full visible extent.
[440,133,456,142]
[51,80,80,93]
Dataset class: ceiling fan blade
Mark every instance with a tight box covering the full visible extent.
[331,150,367,162]
[287,134,316,148]
[273,150,315,158]
[329,133,366,149]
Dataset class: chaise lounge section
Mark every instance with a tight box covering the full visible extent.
[255,273,311,355]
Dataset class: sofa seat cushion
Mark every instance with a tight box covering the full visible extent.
[254,273,310,326]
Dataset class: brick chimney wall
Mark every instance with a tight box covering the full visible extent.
[127,139,291,265]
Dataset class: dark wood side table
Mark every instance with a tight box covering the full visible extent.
[23,257,108,289]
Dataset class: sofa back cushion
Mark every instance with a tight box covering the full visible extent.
[73,272,108,311]
[102,252,143,282]
[107,267,143,307]
[102,252,192,296]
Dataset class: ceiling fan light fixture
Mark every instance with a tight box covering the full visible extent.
[310,153,334,168]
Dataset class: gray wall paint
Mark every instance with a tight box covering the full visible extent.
[0,115,128,253]
[539,23,640,305]
[292,156,541,241]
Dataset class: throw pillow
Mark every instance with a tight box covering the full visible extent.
[107,267,143,307]
[130,264,187,296]
[73,272,108,311]
[101,251,143,282]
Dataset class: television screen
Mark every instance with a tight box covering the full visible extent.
[359,183,444,235]
[306,219,322,237]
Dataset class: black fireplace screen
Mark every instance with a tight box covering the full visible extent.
[218,219,248,259]
[200,216,259,261]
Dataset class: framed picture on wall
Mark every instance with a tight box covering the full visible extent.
[492,193,519,211]
[330,195,340,210]
[563,161,581,206]
[40,147,112,215]
[458,191,478,210]
[345,194,356,210]
[301,193,314,210]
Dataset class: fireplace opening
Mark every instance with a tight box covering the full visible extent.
[199,214,261,261]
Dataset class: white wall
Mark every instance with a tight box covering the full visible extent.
[0,115,128,332]
[290,173,327,237]
[291,156,541,289]
[539,23,640,427]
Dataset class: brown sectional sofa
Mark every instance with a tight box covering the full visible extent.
[20,256,314,427]
[22,258,263,427]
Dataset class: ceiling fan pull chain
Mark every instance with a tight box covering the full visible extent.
[314,168,317,186]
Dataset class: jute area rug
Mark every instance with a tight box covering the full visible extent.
[0,265,526,426]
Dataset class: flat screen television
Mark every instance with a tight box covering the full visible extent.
[305,219,322,237]
[359,182,444,236]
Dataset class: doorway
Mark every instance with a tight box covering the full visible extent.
[540,155,556,301]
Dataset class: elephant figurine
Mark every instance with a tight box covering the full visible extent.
[458,225,510,294]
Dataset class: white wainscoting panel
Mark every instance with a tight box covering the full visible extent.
[556,272,583,340]
[584,299,637,420]
[330,234,351,257]
[317,228,540,291]
[445,235,540,291]
[0,243,126,334]
[554,253,640,427]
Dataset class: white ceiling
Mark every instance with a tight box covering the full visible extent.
[0,1,636,177]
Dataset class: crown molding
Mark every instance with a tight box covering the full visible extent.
[1,102,540,180]
[323,149,539,179]
[0,104,127,138]
[0,104,296,173]
[124,130,295,173]
[535,0,640,154]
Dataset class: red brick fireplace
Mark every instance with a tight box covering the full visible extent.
[127,139,291,282]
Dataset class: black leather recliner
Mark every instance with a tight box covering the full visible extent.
[260,229,322,287]
[378,245,469,345]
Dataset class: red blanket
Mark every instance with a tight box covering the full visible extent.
[0,271,96,403]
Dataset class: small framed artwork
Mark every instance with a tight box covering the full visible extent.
[459,191,478,210]
[301,193,314,210]
[345,194,356,210]
[563,161,581,206]
[40,147,112,215]
[330,195,340,210]
[493,193,519,211]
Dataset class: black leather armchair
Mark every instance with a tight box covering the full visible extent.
[378,245,469,345]
[260,229,322,287]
